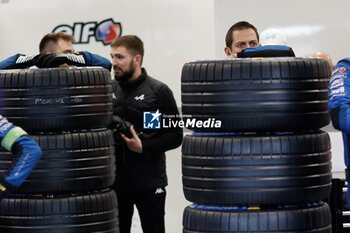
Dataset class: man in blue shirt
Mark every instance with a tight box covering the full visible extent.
[0,32,111,70]
[328,58,350,206]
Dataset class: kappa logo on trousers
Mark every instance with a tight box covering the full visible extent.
[155,187,164,194]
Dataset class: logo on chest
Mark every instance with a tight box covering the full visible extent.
[134,94,145,101]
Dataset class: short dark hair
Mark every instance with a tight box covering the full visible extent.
[111,35,144,63]
[225,21,259,47]
[39,32,75,54]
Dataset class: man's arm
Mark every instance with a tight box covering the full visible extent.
[34,51,112,70]
[0,54,36,69]
[0,116,42,199]
[83,51,112,70]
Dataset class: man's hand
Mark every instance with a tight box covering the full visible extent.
[120,126,143,153]
[34,52,87,68]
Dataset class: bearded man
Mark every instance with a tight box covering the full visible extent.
[110,35,183,233]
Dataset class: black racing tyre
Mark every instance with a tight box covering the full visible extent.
[0,189,119,233]
[183,202,331,233]
[0,67,113,132]
[182,131,332,205]
[0,129,115,193]
[181,57,330,132]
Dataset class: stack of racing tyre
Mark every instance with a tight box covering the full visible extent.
[181,57,333,232]
[0,67,119,233]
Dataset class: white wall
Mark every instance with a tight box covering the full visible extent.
[214,0,350,62]
[0,0,215,232]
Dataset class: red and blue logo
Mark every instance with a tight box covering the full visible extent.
[96,19,122,45]
[53,18,122,45]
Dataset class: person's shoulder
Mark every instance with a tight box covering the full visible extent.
[112,78,120,91]
[144,76,174,99]
[336,58,350,69]
[332,58,350,77]
[144,75,167,89]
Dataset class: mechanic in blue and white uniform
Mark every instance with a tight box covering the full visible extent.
[0,32,111,70]
[0,116,42,199]
[328,58,350,206]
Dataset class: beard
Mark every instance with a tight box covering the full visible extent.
[114,61,136,83]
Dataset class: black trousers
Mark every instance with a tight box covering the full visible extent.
[117,187,166,233]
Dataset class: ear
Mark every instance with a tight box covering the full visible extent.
[134,55,142,66]
[224,47,232,57]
